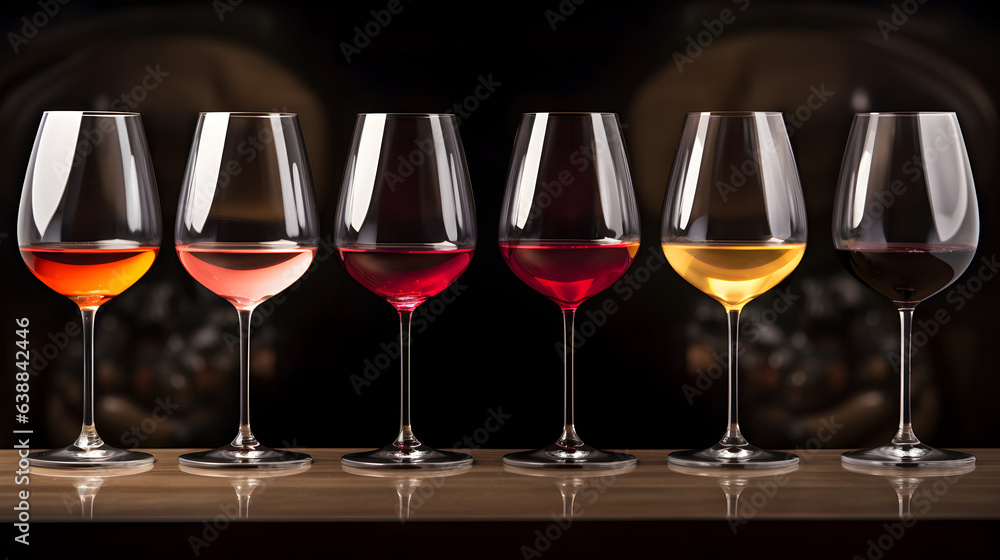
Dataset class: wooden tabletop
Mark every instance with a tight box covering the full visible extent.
[5,448,999,522]
[4,449,998,559]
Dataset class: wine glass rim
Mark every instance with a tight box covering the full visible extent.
[198,112,298,117]
[43,110,141,117]
[522,111,618,116]
[855,111,957,116]
[357,113,457,118]
[685,111,783,116]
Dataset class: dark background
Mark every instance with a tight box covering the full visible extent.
[0,0,997,454]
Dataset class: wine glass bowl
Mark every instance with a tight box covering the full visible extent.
[175,112,319,468]
[499,112,640,469]
[334,113,476,469]
[661,111,807,468]
[833,112,978,468]
[17,111,161,467]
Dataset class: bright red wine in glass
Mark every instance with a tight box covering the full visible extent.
[499,241,639,310]
[498,112,640,469]
[338,245,474,311]
[334,113,477,470]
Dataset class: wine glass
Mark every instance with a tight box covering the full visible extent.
[661,111,807,468]
[499,112,640,469]
[17,111,161,467]
[175,112,319,468]
[334,113,476,469]
[833,112,979,468]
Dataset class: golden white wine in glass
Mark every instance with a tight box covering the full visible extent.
[661,111,807,468]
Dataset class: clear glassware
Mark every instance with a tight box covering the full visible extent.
[17,111,162,468]
[661,111,807,468]
[499,112,640,469]
[175,112,319,468]
[334,113,477,469]
[833,112,979,468]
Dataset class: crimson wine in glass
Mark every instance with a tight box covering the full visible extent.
[662,112,807,468]
[17,111,161,467]
[176,112,319,468]
[499,112,639,469]
[335,113,476,469]
[834,112,979,468]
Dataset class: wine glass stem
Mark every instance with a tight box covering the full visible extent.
[557,310,584,449]
[720,308,747,447]
[393,310,420,449]
[74,306,104,450]
[892,307,920,445]
[233,308,259,449]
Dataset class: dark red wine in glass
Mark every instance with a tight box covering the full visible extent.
[334,114,477,470]
[833,112,979,468]
[499,113,640,469]
[837,243,976,305]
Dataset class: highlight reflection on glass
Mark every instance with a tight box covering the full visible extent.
[342,465,471,521]
[842,462,975,519]
[668,463,798,520]
[661,111,807,468]
[176,112,319,468]
[504,464,635,519]
[180,464,311,519]
[17,111,161,468]
[833,112,979,468]
[33,464,153,519]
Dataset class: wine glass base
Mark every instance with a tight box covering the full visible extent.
[841,443,975,468]
[27,444,155,468]
[502,444,637,469]
[668,443,799,469]
[341,444,473,470]
[178,444,312,469]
